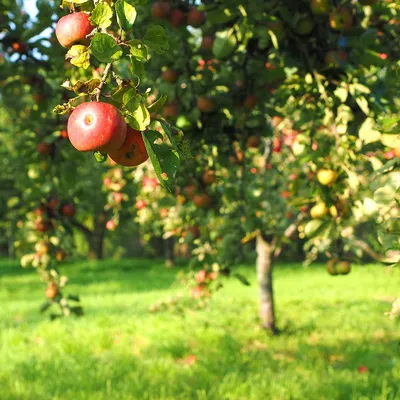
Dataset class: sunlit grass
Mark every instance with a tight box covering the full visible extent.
[0,259,399,400]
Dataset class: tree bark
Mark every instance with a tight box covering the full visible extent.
[164,237,175,267]
[256,233,276,334]
[71,213,107,260]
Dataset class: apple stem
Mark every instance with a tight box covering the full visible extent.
[96,63,112,102]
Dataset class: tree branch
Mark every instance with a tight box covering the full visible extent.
[70,218,92,238]
[272,213,304,259]
[96,63,112,102]
[353,239,391,263]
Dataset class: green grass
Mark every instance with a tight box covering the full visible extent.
[0,259,399,400]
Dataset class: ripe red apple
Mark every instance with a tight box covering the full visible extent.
[310,0,331,15]
[106,220,116,231]
[201,36,214,50]
[60,130,68,139]
[247,136,261,148]
[103,177,112,187]
[188,8,205,27]
[384,150,396,160]
[273,137,281,153]
[197,96,216,113]
[163,103,179,119]
[184,184,197,198]
[136,199,147,209]
[162,69,179,83]
[170,9,186,28]
[113,192,124,204]
[152,1,171,19]
[143,177,159,189]
[11,42,27,53]
[244,95,257,110]
[47,197,60,210]
[61,203,76,217]
[55,12,94,48]
[34,206,46,216]
[67,102,127,153]
[329,7,353,31]
[325,50,348,67]
[35,218,51,233]
[45,282,59,299]
[56,250,67,262]
[108,127,148,167]
[195,269,207,284]
[192,193,212,208]
[202,170,217,185]
[37,143,51,155]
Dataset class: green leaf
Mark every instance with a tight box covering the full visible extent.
[91,33,123,63]
[64,78,101,95]
[142,130,180,193]
[93,151,108,163]
[89,2,113,29]
[213,30,237,59]
[122,88,141,112]
[143,25,169,54]
[147,94,167,113]
[374,186,395,206]
[359,118,381,144]
[129,39,147,61]
[233,273,251,286]
[115,0,137,31]
[130,57,146,79]
[126,102,151,131]
[158,119,190,160]
[356,96,370,116]
[304,220,324,237]
[66,45,90,69]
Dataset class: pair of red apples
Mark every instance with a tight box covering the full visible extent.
[55,12,148,167]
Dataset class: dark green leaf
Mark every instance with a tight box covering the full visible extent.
[115,0,137,31]
[91,33,123,63]
[90,2,113,28]
[143,25,169,54]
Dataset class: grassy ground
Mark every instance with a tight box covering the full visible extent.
[0,258,399,400]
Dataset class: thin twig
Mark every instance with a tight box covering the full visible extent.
[96,63,112,102]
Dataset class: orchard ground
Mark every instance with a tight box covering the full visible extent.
[0,259,399,400]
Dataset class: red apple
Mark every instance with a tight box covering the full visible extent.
[136,199,147,209]
[170,9,186,28]
[195,269,207,284]
[329,7,353,31]
[201,36,214,50]
[61,203,76,217]
[202,170,217,185]
[162,69,179,83]
[247,136,261,148]
[192,193,212,208]
[35,218,51,233]
[185,184,197,198]
[244,95,257,110]
[108,127,148,167]
[152,2,171,19]
[55,12,94,49]
[197,96,216,113]
[67,102,127,153]
[162,103,179,118]
[113,192,124,204]
[325,50,348,67]
[188,8,205,27]
[60,130,68,139]
[37,143,51,155]
[106,220,116,231]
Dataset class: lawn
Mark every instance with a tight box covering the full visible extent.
[0,258,399,400]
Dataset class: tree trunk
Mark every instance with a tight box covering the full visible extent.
[88,234,104,260]
[256,233,277,334]
[164,237,175,267]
